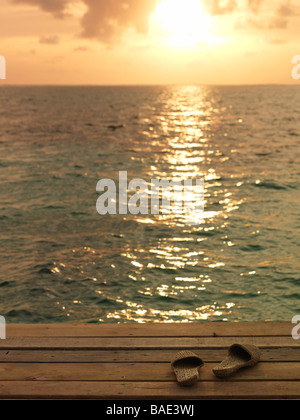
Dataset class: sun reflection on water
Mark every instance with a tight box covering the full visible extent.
[51,86,247,323]
[90,87,246,323]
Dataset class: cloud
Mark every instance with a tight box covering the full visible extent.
[10,0,300,46]
[268,16,289,29]
[247,0,265,14]
[277,0,297,17]
[202,0,237,16]
[80,0,160,43]
[268,0,298,28]
[11,0,160,44]
[11,0,70,18]
[237,0,299,31]
[39,35,60,44]
[73,46,91,52]
[267,37,287,44]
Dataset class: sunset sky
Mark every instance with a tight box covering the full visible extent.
[0,0,300,85]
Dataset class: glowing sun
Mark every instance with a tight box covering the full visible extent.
[153,0,213,47]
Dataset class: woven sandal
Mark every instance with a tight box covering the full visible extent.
[171,351,204,386]
[213,343,261,378]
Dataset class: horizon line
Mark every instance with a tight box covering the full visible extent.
[0,82,299,87]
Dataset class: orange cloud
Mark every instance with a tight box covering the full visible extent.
[9,0,300,45]
[238,0,299,31]
[80,0,160,43]
[202,0,237,15]
[39,35,60,44]
[11,0,69,18]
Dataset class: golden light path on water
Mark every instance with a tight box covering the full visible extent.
[99,86,245,323]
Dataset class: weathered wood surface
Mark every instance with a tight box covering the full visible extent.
[0,322,299,400]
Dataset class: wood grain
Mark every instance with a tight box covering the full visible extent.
[0,323,299,400]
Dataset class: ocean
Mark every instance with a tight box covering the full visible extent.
[0,85,299,323]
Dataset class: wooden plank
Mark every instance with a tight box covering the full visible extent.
[6,322,292,338]
[0,381,299,399]
[1,348,298,363]
[0,336,298,349]
[0,323,299,400]
[0,362,299,382]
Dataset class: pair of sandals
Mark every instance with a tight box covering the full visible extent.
[171,344,261,386]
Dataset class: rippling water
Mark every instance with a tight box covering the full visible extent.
[0,85,299,323]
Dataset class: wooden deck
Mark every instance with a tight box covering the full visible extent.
[0,322,299,400]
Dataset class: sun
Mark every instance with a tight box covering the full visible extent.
[153,0,213,47]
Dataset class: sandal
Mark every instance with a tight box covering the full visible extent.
[171,350,204,386]
[213,343,261,378]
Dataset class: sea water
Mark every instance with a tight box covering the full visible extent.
[0,85,299,323]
